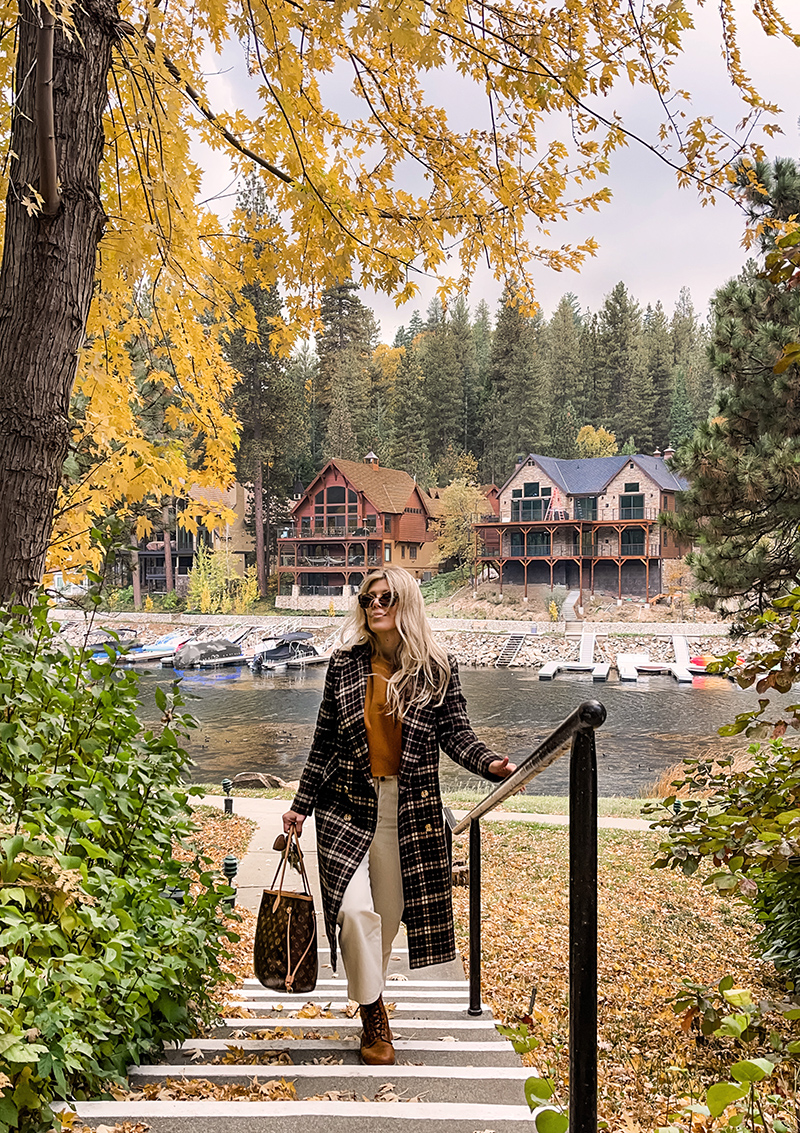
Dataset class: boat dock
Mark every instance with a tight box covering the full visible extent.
[539,631,611,682]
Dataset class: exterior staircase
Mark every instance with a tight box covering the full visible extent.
[65,944,534,1131]
[494,633,527,667]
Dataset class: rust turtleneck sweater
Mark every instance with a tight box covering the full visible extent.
[364,655,402,777]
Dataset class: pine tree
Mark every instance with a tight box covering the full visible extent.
[449,295,482,455]
[668,368,695,447]
[643,301,674,451]
[389,347,429,479]
[316,282,378,412]
[547,400,579,459]
[667,167,800,608]
[482,289,547,480]
[324,383,360,461]
[579,311,603,425]
[597,282,654,449]
[418,320,463,455]
[671,287,716,425]
[546,293,587,421]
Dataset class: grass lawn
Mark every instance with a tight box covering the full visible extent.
[195,782,654,819]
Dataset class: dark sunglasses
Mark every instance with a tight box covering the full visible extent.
[358,591,397,610]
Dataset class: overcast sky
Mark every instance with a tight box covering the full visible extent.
[195,3,800,341]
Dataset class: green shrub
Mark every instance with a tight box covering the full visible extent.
[107,585,134,610]
[648,739,800,978]
[159,588,184,611]
[0,597,237,1132]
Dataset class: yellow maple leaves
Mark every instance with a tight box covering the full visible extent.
[0,0,795,575]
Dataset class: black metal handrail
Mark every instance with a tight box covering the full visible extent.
[446,699,606,1133]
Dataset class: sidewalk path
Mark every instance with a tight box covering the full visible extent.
[201,796,654,913]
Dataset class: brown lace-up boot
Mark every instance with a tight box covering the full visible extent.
[359,995,395,1065]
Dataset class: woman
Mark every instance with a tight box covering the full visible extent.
[282,567,516,1066]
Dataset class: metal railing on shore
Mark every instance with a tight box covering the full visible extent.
[445,699,606,1133]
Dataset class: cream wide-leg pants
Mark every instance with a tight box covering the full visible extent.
[337,776,404,1006]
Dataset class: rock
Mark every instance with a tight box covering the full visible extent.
[232,771,287,789]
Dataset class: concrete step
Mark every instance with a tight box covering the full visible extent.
[59,1099,539,1132]
[164,1036,519,1066]
[230,987,475,1001]
[214,1016,502,1040]
[127,1062,531,1105]
[232,1001,487,1019]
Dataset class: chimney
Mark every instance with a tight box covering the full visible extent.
[663,446,675,461]
[292,477,304,500]
[364,450,379,466]
[653,448,662,458]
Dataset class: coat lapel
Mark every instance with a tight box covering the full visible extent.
[346,645,372,780]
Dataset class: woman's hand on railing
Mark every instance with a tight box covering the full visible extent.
[488,756,517,778]
[282,810,306,836]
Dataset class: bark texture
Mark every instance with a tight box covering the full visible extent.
[0,0,118,603]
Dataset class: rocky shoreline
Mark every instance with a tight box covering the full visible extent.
[52,609,737,670]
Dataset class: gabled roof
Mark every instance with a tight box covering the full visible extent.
[292,458,420,515]
[499,453,688,496]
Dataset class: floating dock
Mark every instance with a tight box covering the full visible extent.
[616,650,692,683]
[539,632,610,682]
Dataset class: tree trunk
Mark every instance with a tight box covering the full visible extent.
[253,460,266,598]
[264,461,272,582]
[162,503,174,593]
[130,533,142,610]
[0,0,118,604]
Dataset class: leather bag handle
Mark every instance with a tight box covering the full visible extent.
[270,823,312,910]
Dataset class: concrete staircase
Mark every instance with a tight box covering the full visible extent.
[66,946,534,1131]
[65,795,534,1131]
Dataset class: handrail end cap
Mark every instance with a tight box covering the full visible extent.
[578,699,606,729]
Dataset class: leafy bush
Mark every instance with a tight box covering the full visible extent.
[648,739,800,977]
[187,544,259,613]
[106,585,134,610]
[0,598,237,1132]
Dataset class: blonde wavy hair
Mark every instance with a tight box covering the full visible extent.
[340,567,451,718]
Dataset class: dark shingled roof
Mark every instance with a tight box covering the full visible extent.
[499,453,688,495]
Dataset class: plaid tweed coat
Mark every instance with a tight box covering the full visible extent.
[290,643,500,971]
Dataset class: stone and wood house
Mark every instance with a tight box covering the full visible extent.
[473,452,688,599]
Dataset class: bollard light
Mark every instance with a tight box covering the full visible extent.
[222,777,234,814]
[222,854,238,909]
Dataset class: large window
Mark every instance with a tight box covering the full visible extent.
[573,496,598,520]
[621,527,645,555]
[620,493,644,519]
[314,485,358,529]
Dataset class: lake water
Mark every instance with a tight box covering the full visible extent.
[135,664,764,797]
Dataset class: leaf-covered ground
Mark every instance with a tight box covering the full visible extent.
[452,822,794,1130]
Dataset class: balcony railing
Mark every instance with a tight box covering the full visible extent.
[280,552,380,568]
[478,541,662,560]
[281,521,383,539]
[479,506,662,525]
[299,585,344,596]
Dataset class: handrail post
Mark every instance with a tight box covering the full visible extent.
[467,817,482,1016]
[569,718,600,1133]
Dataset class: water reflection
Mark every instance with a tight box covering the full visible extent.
[135,664,763,796]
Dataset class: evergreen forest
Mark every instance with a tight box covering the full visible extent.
[266,279,718,503]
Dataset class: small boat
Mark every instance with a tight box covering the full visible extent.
[116,629,199,665]
[171,638,245,669]
[249,632,318,672]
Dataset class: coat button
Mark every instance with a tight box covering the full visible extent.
[344,814,352,822]
[424,823,432,832]
[421,790,429,798]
